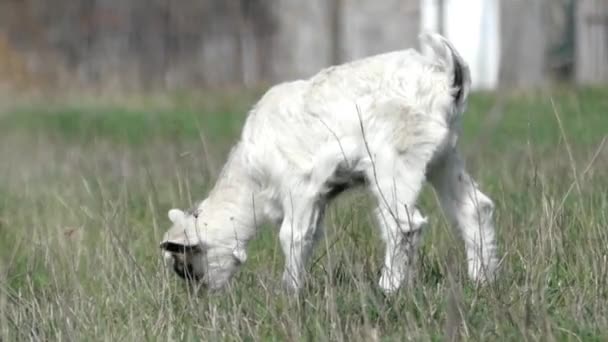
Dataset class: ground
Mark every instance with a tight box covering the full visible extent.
[0,87,607,340]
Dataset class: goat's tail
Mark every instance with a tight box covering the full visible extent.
[419,32,471,106]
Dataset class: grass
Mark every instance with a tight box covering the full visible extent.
[0,86,607,340]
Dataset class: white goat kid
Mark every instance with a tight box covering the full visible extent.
[160,33,498,293]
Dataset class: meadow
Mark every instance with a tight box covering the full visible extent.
[0,87,607,341]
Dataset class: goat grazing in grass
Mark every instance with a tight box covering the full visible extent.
[160,33,498,294]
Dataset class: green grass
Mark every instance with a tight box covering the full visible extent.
[0,87,607,340]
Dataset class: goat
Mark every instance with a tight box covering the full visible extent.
[160,33,498,293]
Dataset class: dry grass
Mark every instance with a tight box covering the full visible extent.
[0,87,607,340]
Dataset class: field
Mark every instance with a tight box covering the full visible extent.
[0,87,607,341]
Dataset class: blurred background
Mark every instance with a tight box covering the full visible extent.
[0,0,606,94]
[1,1,608,340]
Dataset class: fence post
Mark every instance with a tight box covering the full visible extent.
[575,0,608,84]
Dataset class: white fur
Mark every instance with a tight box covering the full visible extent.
[160,33,498,293]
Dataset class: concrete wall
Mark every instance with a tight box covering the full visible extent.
[0,0,420,91]
[421,0,501,90]
[576,0,608,84]
[0,0,596,92]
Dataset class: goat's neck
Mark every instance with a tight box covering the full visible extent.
[201,144,261,245]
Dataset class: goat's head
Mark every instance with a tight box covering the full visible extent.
[160,208,246,289]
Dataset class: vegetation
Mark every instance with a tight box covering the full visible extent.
[0,87,607,340]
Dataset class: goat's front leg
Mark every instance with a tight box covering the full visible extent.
[279,193,325,292]
[430,150,498,283]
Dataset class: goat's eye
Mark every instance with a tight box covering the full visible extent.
[193,209,203,218]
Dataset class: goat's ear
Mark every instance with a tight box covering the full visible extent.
[168,209,185,223]
[160,240,201,253]
[160,230,204,252]
[232,245,247,264]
